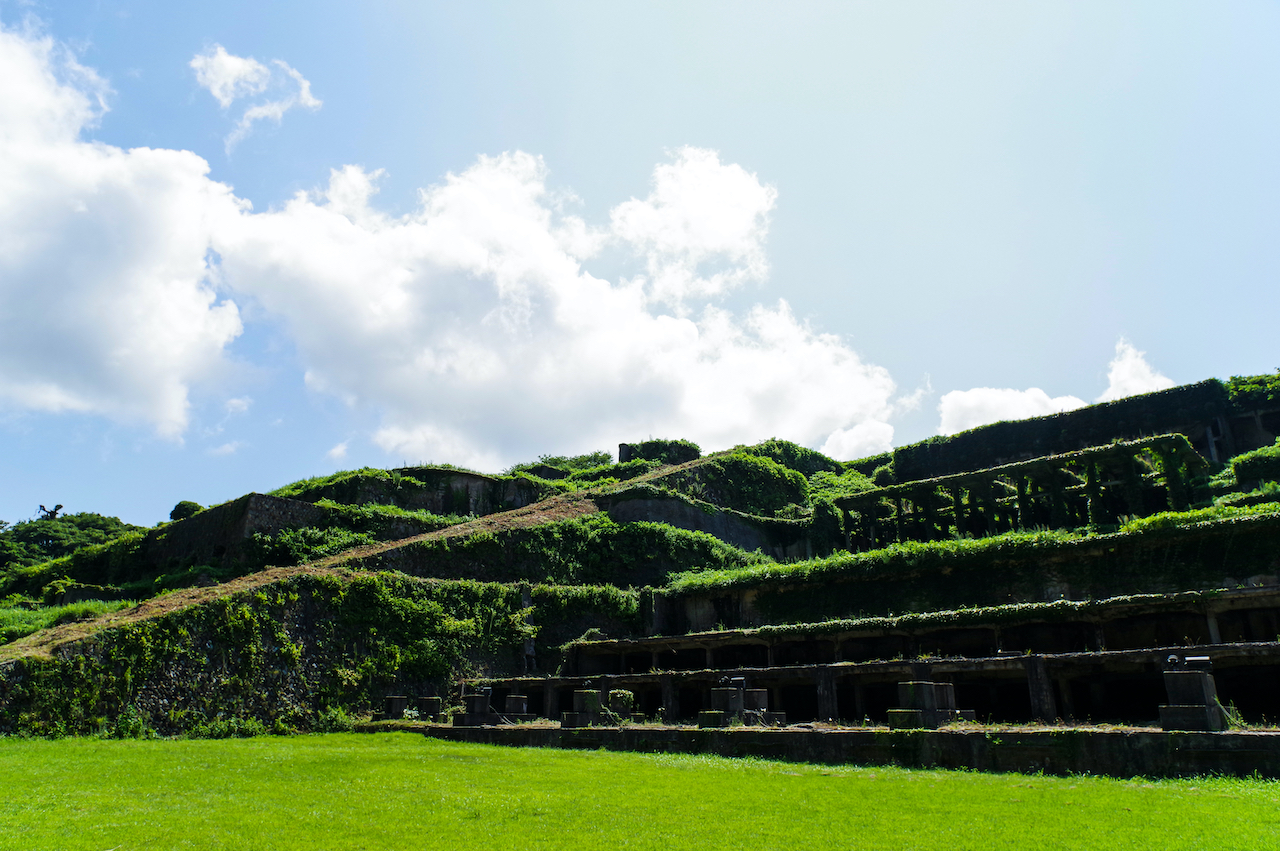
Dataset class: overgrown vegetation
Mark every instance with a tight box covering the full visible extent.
[734,438,843,477]
[1226,371,1280,410]
[506,450,614,474]
[1229,438,1280,484]
[353,512,772,587]
[646,451,807,516]
[0,598,135,643]
[663,505,1280,623]
[0,571,636,736]
[0,511,143,574]
[619,438,701,466]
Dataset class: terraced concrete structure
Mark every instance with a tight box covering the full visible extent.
[4,376,1280,777]
[464,384,1280,736]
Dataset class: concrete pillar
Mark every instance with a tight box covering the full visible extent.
[520,584,535,673]
[1025,655,1057,723]
[660,675,676,724]
[1015,477,1030,530]
[950,486,966,538]
[542,681,557,719]
[704,647,715,669]
[817,670,838,721]
[1054,677,1075,722]
[1047,472,1069,529]
[920,489,938,540]
[1085,462,1105,527]
[1120,454,1145,518]
[981,482,999,535]
[852,680,867,722]
[1206,612,1223,645]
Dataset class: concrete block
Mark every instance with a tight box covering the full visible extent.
[608,690,635,716]
[710,687,744,714]
[888,709,924,729]
[1160,704,1227,732]
[897,681,956,711]
[384,695,410,720]
[504,694,528,715]
[1164,671,1218,706]
[416,696,442,721]
[744,689,769,711]
[698,710,728,728]
[572,690,603,714]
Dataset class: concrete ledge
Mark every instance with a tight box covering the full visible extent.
[419,725,1280,780]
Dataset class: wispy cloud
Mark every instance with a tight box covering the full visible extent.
[207,441,242,456]
[190,45,321,152]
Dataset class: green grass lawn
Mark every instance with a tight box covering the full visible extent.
[0,733,1276,850]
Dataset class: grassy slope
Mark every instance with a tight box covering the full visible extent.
[0,734,1276,851]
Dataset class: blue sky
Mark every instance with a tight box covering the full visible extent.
[1,1,1278,525]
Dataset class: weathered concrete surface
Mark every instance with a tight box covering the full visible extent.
[420,724,1280,779]
[599,494,809,560]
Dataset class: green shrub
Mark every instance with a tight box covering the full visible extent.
[648,452,807,516]
[374,513,770,587]
[566,459,661,483]
[0,512,144,573]
[169,501,203,522]
[313,706,357,732]
[734,439,843,477]
[1231,439,1280,483]
[619,439,701,466]
[248,527,378,566]
[1118,501,1280,534]
[188,716,269,739]
[507,451,613,474]
[808,469,877,502]
[1227,372,1280,410]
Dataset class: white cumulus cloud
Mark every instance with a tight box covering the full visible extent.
[1,26,901,467]
[1096,339,1174,402]
[820,420,895,460]
[0,27,244,438]
[611,147,776,310]
[190,44,321,152]
[937,387,1086,436]
[213,153,897,468]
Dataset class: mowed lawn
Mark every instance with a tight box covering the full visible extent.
[0,733,1277,850]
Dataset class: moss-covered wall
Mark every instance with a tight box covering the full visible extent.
[0,572,639,737]
[893,380,1232,481]
[659,513,1280,630]
[343,512,770,588]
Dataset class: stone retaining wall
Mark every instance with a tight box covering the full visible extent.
[418,724,1280,779]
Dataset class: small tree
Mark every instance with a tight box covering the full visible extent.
[170,501,203,522]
